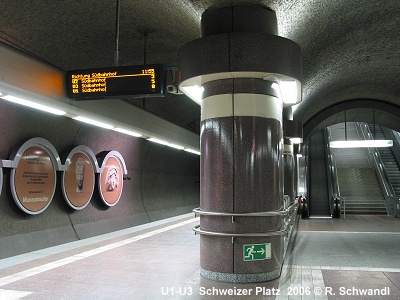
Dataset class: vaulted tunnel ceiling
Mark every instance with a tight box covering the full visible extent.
[1,0,399,139]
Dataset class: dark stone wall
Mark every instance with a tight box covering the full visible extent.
[0,101,200,259]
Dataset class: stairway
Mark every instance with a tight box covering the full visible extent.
[368,124,400,196]
[337,168,387,214]
[329,123,387,214]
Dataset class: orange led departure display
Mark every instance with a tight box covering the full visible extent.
[66,64,164,99]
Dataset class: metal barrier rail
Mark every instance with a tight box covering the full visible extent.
[192,225,288,239]
[286,200,299,214]
[285,200,299,229]
[192,200,299,241]
[193,201,299,218]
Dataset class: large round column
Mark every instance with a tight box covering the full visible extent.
[283,138,295,205]
[200,78,283,282]
[283,107,303,205]
[179,5,302,283]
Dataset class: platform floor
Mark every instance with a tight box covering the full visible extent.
[0,214,399,299]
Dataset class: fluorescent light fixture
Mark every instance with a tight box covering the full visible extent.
[168,143,184,150]
[330,140,393,148]
[113,127,142,137]
[184,148,201,155]
[147,137,185,150]
[73,116,114,129]
[0,94,66,115]
[148,138,201,154]
[271,82,281,93]
[271,82,283,102]
[291,137,303,144]
[279,81,298,105]
[147,137,170,146]
[270,81,299,105]
[291,103,300,113]
[180,85,204,102]
[296,154,303,158]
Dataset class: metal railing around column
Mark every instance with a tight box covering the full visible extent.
[192,200,299,242]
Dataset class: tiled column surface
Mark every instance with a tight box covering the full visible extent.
[200,78,284,282]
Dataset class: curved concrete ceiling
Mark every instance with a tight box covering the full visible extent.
[0,0,399,139]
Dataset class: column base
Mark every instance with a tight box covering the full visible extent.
[200,267,281,283]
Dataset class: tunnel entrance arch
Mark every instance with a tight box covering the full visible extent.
[301,99,400,143]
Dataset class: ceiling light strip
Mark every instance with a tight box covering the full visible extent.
[113,127,142,137]
[184,148,201,155]
[147,138,200,154]
[73,116,114,129]
[0,94,66,115]
[147,137,184,150]
[330,140,393,148]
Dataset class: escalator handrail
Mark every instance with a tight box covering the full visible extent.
[358,122,395,197]
[324,127,342,215]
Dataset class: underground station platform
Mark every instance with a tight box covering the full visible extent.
[0,213,399,299]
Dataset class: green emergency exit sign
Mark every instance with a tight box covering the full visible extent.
[243,243,271,261]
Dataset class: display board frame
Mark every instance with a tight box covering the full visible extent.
[97,151,127,207]
[62,145,99,210]
[9,138,62,215]
[66,64,165,100]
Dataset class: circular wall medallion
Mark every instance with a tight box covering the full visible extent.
[11,146,57,214]
[99,156,124,206]
[62,152,95,210]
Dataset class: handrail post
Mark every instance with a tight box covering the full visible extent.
[342,197,345,219]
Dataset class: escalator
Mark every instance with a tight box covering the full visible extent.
[308,130,330,217]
